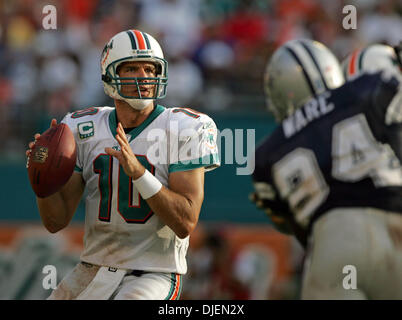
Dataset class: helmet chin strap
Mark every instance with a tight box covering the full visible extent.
[124,98,154,110]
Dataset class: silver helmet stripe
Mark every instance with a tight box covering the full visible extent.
[300,40,329,91]
[287,40,327,94]
[284,46,317,97]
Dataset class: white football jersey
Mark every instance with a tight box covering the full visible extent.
[62,105,220,274]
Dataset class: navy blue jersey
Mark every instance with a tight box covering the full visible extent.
[252,72,402,246]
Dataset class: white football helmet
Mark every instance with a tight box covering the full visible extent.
[264,39,345,122]
[342,43,402,80]
[101,30,168,110]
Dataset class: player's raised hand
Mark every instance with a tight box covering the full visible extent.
[105,122,145,179]
[26,119,58,167]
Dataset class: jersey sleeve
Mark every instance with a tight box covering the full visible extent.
[371,72,402,126]
[379,77,402,161]
[380,76,402,125]
[61,113,84,173]
[252,137,296,234]
[167,108,220,173]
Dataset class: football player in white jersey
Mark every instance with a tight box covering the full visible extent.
[342,43,402,81]
[26,29,220,300]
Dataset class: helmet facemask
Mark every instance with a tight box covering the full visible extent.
[103,57,168,110]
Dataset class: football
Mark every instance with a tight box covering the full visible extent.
[27,123,77,198]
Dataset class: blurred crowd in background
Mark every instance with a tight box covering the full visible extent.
[0,0,401,160]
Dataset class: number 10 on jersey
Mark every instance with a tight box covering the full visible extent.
[93,154,155,223]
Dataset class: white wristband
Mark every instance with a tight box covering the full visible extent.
[133,169,162,199]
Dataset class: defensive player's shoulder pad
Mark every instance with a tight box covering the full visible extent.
[61,106,113,143]
[347,71,400,98]
[352,71,401,121]
[373,70,401,96]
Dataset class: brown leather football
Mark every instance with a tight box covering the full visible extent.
[27,123,77,198]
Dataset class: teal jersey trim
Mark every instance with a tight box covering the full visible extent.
[169,154,220,173]
[164,273,176,300]
[74,165,83,172]
[108,105,165,142]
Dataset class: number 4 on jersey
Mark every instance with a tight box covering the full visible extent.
[272,113,402,228]
[332,114,402,186]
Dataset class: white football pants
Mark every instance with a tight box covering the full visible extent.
[47,261,183,300]
[301,207,402,299]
